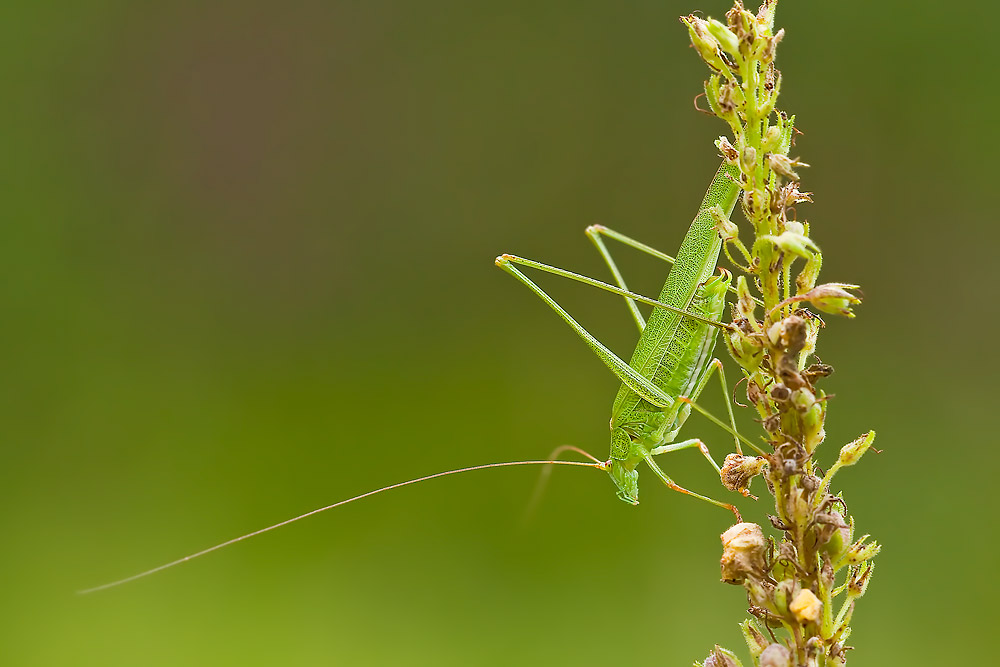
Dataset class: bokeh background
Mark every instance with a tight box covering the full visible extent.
[3,1,996,664]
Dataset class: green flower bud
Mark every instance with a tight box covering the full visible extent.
[735,275,758,321]
[740,620,769,659]
[727,328,764,373]
[843,535,881,566]
[681,15,732,75]
[772,579,796,615]
[761,28,784,64]
[838,430,876,467]
[819,511,851,561]
[761,230,817,260]
[802,283,862,318]
[801,397,826,453]
[791,387,816,412]
[760,125,782,154]
[740,145,757,174]
[848,562,875,598]
[795,252,823,295]
[706,18,741,57]
[710,205,740,242]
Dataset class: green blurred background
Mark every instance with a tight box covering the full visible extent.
[3,1,995,664]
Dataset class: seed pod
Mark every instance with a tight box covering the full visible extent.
[716,135,740,163]
[759,644,791,667]
[720,522,767,584]
[721,454,768,495]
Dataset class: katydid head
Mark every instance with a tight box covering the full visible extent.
[609,459,640,505]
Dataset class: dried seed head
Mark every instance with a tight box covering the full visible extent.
[716,135,740,163]
[759,643,792,667]
[720,522,767,584]
[769,383,790,402]
[789,588,822,624]
[721,454,768,495]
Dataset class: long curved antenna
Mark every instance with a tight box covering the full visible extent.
[78,458,607,595]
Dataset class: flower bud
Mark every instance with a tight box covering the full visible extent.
[801,398,826,453]
[720,522,767,584]
[767,153,809,181]
[838,430,876,467]
[791,387,816,412]
[795,252,823,295]
[727,328,764,373]
[740,144,757,174]
[710,205,740,242]
[721,454,768,496]
[760,125,783,154]
[843,535,881,566]
[735,275,757,321]
[818,511,851,560]
[703,646,742,667]
[681,15,732,75]
[761,28,784,64]
[802,283,862,318]
[706,18,741,57]
[772,579,796,615]
[740,620,769,659]
[759,644,791,667]
[849,562,875,598]
[761,230,817,260]
[789,588,822,625]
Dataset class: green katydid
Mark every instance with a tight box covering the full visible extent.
[496,159,759,516]
[78,160,755,595]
